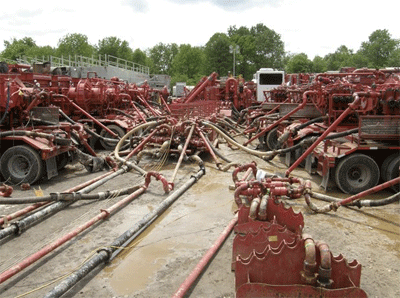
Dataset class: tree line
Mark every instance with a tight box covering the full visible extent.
[1,24,399,86]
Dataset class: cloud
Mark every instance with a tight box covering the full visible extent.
[122,0,149,13]
[167,0,281,11]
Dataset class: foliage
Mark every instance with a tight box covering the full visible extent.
[1,37,37,60]
[170,44,205,84]
[359,29,399,68]
[228,24,285,80]
[312,56,327,73]
[1,27,400,88]
[147,42,178,74]
[204,33,232,77]
[96,36,133,60]
[132,48,148,67]
[56,33,95,57]
[324,45,354,71]
[285,53,313,73]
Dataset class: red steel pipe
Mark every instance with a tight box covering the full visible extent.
[184,72,218,103]
[172,214,238,298]
[58,95,118,138]
[285,92,367,177]
[0,171,167,284]
[244,91,315,146]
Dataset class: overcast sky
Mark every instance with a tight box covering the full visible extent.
[1,0,399,60]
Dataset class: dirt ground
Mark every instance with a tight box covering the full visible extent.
[0,142,399,298]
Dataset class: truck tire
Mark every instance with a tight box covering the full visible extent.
[386,156,399,192]
[0,145,44,185]
[265,128,279,150]
[381,153,398,181]
[334,154,379,194]
[99,124,125,150]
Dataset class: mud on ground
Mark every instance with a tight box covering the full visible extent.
[0,144,399,298]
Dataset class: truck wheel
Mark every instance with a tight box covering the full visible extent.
[335,154,379,194]
[265,128,279,150]
[99,125,125,150]
[381,153,398,181]
[0,145,44,185]
[386,156,399,192]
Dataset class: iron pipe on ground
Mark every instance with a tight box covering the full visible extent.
[0,170,115,227]
[0,165,132,241]
[172,214,238,298]
[43,165,205,298]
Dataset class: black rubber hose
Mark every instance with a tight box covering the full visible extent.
[0,165,131,241]
[352,192,400,207]
[43,166,206,298]
[59,109,126,145]
[325,128,358,140]
[0,82,11,125]
[203,134,232,163]
[293,116,328,134]
[133,101,150,117]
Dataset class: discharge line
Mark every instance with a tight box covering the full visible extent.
[172,214,238,298]
[0,170,115,227]
[43,165,205,298]
[0,183,147,284]
[0,165,132,241]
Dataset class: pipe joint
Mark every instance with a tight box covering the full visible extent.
[96,247,113,263]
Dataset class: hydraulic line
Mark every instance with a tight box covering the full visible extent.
[0,185,142,204]
[0,181,147,284]
[172,214,238,298]
[113,121,159,176]
[203,134,232,163]
[59,109,127,145]
[201,121,273,159]
[44,165,205,298]
[0,170,115,227]
[170,124,195,183]
[305,176,400,213]
[0,165,132,241]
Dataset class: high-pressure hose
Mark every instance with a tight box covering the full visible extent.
[114,121,159,175]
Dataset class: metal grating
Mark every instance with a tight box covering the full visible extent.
[360,116,400,139]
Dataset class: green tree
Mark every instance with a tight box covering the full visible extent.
[56,33,95,57]
[26,46,56,59]
[170,44,205,84]
[387,48,400,67]
[131,48,147,65]
[96,36,133,60]
[148,43,178,74]
[324,45,354,71]
[1,37,37,60]
[311,55,327,73]
[228,26,256,80]
[359,29,399,68]
[251,23,285,70]
[285,53,313,73]
[204,33,232,76]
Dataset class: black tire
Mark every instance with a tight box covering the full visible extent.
[381,153,398,181]
[265,127,279,150]
[0,145,44,185]
[335,154,380,194]
[386,156,400,192]
[99,124,125,150]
